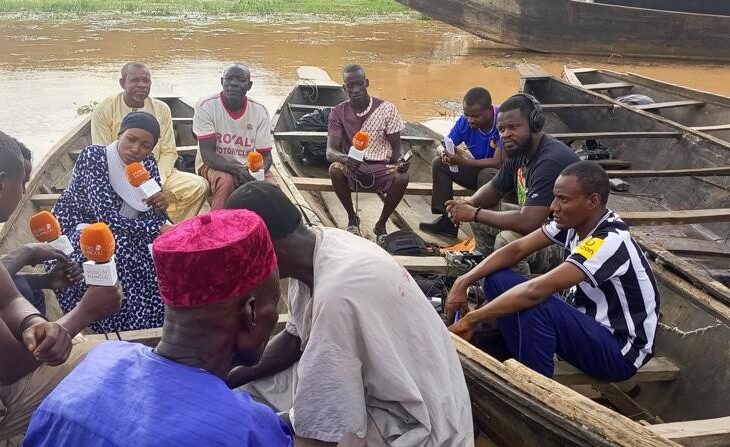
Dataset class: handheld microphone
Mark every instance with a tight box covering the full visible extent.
[125,162,162,198]
[29,211,73,256]
[125,162,172,223]
[247,150,265,181]
[348,131,369,162]
[79,222,118,286]
[443,137,458,173]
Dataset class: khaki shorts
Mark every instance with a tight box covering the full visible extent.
[0,335,99,445]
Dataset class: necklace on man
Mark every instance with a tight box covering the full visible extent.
[355,97,373,118]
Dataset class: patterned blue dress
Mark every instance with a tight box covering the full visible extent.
[51,145,165,332]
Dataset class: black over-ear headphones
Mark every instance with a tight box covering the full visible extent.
[512,93,545,133]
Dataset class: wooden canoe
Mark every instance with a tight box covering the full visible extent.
[563,67,730,145]
[393,0,730,61]
[269,67,730,446]
[595,0,730,15]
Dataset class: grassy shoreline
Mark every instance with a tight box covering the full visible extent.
[0,0,411,17]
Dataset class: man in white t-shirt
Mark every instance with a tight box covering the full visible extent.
[225,182,473,447]
[193,64,275,210]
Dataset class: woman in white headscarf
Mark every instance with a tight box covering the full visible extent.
[51,112,169,332]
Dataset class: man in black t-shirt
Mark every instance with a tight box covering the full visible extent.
[445,94,579,275]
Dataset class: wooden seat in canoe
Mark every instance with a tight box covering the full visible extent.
[289,177,472,197]
[286,103,332,112]
[635,100,704,111]
[582,82,634,90]
[691,124,730,132]
[554,356,679,386]
[273,131,436,146]
[70,145,198,161]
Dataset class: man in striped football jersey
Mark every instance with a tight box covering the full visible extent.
[448,160,659,381]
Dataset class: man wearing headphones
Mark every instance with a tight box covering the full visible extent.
[445,94,579,276]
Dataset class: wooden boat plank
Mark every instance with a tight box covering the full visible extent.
[553,357,679,386]
[654,237,730,257]
[605,166,730,178]
[70,144,198,161]
[455,337,678,447]
[570,68,598,75]
[287,103,331,112]
[582,82,634,91]
[290,176,471,197]
[596,159,632,170]
[394,255,449,274]
[592,383,662,424]
[635,101,705,111]
[621,209,730,226]
[541,104,617,111]
[553,132,681,140]
[296,66,342,87]
[691,124,730,132]
[647,416,730,447]
[176,145,197,157]
[273,131,435,145]
[636,236,730,308]
[650,263,730,328]
[29,194,58,209]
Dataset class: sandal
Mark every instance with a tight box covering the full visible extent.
[346,225,362,237]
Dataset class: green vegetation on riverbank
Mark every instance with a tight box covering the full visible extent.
[0,0,410,17]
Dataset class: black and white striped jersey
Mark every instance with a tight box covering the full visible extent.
[542,210,660,369]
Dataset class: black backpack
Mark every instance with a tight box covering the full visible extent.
[377,230,440,257]
[295,108,330,165]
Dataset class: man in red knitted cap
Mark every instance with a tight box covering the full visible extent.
[24,210,294,447]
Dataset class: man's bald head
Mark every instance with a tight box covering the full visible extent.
[224,63,250,79]
[221,64,253,107]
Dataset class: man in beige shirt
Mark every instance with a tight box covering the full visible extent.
[91,62,208,223]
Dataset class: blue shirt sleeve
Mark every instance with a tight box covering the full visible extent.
[447,116,468,147]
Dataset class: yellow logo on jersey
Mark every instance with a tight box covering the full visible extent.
[575,237,605,260]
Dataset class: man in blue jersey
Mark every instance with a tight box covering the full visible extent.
[24,210,294,447]
[448,161,660,381]
[420,87,504,238]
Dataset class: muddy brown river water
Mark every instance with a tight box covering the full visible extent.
[1,17,729,160]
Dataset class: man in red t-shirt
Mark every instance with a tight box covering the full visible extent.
[325,64,410,238]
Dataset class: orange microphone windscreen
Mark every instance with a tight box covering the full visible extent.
[80,222,116,263]
[247,150,264,171]
[125,162,150,187]
[352,131,369,150]
[29,211,61,242]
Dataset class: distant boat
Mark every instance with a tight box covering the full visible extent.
[394,0,730,61]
